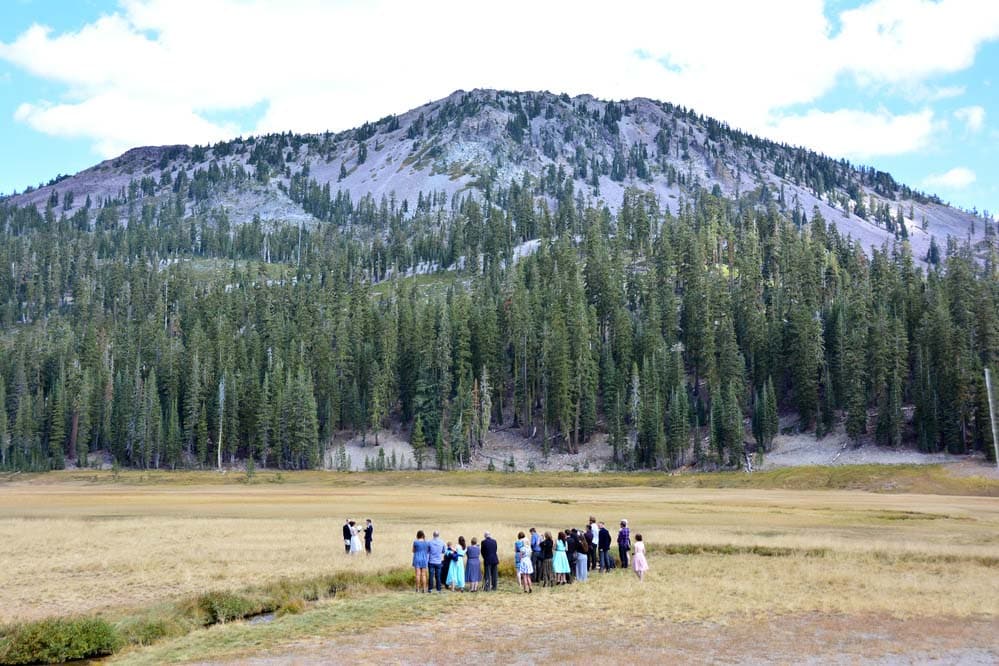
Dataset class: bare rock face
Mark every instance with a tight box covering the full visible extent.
[3,89,988,261]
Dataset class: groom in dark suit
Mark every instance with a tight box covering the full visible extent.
[481,531,499,591]
[342,518,352,554]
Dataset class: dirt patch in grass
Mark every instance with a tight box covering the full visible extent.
[209,608,999,665]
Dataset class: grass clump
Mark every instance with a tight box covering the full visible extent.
[0,617,121,664]
[195,591,263,625]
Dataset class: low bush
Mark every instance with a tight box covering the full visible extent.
[0,617,121,664]
[196,591,260,625]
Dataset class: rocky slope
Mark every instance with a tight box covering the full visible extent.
[5,89,989,261]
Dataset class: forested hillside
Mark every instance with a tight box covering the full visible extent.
[0,90,996,472]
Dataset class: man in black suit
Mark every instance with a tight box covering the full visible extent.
[343,518,352,554]
[363,518,374,555]
[481,531,499,591]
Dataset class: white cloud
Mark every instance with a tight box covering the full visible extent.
[769,108,935,158]
[1,0,998,159]
[923,167,976,189]
[954,105,985,132]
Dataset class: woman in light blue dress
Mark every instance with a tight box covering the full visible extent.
[446,535,467,590]
[552,531,570,584]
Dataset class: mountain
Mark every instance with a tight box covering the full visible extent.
[4,89,989,263]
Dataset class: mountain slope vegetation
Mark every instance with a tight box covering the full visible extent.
[0,90,996,472]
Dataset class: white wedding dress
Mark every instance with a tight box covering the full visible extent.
[349,526,362,554]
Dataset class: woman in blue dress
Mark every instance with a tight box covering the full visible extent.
[552,531,571,584]
[465,537,482,592]
[446,536,467,590]
[412,530,430,593]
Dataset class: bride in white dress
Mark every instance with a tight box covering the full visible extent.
[349,520,362,554]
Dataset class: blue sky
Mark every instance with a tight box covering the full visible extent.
[1,0,997,216]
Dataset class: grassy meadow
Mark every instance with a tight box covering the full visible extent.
[1,466,998,663]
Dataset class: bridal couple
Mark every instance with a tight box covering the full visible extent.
[343,518,373,555]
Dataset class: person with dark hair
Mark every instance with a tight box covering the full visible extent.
[586,518,598,571]
[446,536,466,591]
[342,518,352,554]
[364,518,374,555]
[441,541,453,588]
[575,527,589,582]
[466,537,482,592]
[539,531,554,586]
[598,521,612,571]
[518,545,533,593]
[632,533,648,581]
[514,531,525,571]
[617,519,631,569]
[481,531,499,591]
[412,530,429,592]
[553,531,570,584]
[566,528,579,583]
[427,530,446,593]
[529,527,542,583]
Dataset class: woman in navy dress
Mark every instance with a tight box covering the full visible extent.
[465,537,482,592]
[412,530,430,593]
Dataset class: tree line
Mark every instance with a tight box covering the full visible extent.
[0,181,996,472]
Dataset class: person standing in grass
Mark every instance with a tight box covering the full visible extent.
[539,531,555,587]
[632,534,648,582]
[553,531,571,584]
[529,527,542,583]
[466,537,482,592]
[514,531,525,571]
[343,518,352,554]
[446,537,467,591]
[617,519,631,569]
[441,541,453,588]
[349,520,362,555]
[427,530,446,593]
[412,530,430,593]
[598,522,612,571]
[575,528,589,582]
[518,545,533,593]
[586,518,598,571]
[364,518,374,555]
[481,531,499,591]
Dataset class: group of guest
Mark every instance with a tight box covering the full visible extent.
[411,530,501,593]
[411,516,648,593]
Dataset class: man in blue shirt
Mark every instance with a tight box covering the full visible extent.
[529,527,542,583]
[427,530,446,592]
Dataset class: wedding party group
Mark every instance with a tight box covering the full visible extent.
[410,517,648,593]
[342,518,374,555]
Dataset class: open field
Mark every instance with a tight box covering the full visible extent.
[1,467,998,663]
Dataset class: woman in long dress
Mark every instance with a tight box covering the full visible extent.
[552,531,571,584]
[540,531,555,587]
[446,536,466,590]
[349,521,362,554]
[412,530,430,592]
[632,533,649,581]
[465,537,482,592]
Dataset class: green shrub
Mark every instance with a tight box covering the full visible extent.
[116,616,186,646]
[196,591,259,624]
[0,617,121,664]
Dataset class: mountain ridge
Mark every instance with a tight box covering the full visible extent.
[3,88,989,262]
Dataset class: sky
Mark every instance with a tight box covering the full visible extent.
[1,0,997,216]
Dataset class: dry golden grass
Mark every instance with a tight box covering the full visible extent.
[1,471,997,631]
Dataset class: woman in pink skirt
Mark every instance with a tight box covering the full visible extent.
[632,533,649,581]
